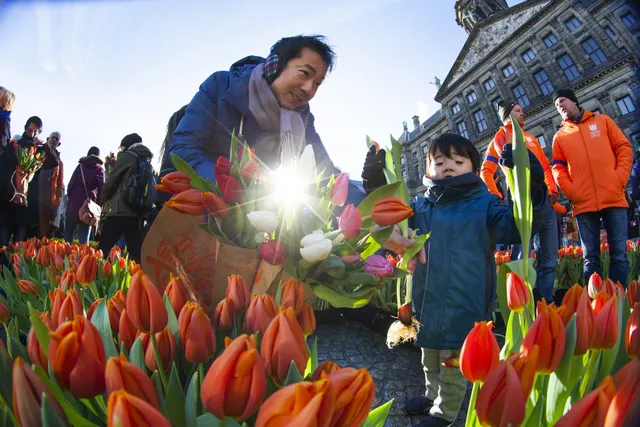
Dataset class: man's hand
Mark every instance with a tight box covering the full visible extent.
[549,193,559,204]
[383,226,427,274]
[361,145,387,192]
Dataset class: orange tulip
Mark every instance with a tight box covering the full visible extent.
[165,273,190,316]
[215,297,236,332]
[178,302,216,363]
[556,376,616,427]
[521,300,566,373]
[201,334,266,421]
[76,254,98,285]
[605,358,640,426]
[628,280,639,309]
[280,279,305,315]
[102,260,113,277]
[13,357,67,426]
[475,361,526,427]
[28,312,53,370]
[106,354,160,409]
[108,290,126,333]
[128,261,141,276]
[201,191,229,218]
[107,389,171,427]
[48,315,106,398]
[165,188,204,215]
[36,247,51,267]
[327,367,376,427]
[559,284,584,324]
[155,171,192,195]
[588,272,603,298]
[244,293,277,337]
[591,292,619,350]
[17,279,38,295]
[52,251,65,272]
[506,346,539,398]
[54,289,84,328]
[126,271,168,334]
[261,306,309,384]
[297,303,316,336]
[118,309,138,352]
[0,300,8,324]
[60,270,76,290]
[142,328,176,372]
[226,274,251,311]
[255,379,335,427]
[626,302,639,358]
[110,246,122,263]
[370,197,414,226]
[460,321,500,382]
[573,290,595,355]
[87,298,103,321]
[506,272,529,313]
[311,360,341,381]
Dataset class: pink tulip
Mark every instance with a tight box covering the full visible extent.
[338,204,362,238]
[341,253,361,265]
[331,173,349,207]
[363,254,393,277]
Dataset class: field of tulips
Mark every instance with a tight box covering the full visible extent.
[0,238,394,426]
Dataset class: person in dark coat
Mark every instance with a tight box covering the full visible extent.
[65,146,105,244]
[383,134,547,427]
[0,116,43,246]
[0,87,15,158]
[38,132,65,238]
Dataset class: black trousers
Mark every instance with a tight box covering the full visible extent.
[98,216,143,263]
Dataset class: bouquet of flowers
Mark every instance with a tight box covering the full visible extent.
[104,152,116,177]
[556,245,584,290]
[11,142,45,206]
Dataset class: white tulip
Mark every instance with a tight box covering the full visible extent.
[300,230,333,262]
[247,211,279,234]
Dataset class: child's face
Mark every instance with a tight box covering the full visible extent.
[427,148,474,179]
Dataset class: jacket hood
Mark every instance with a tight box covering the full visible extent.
[79,154,104,165]
[424,173,487,203]
[126,143,153,158]
[229,56,265,77]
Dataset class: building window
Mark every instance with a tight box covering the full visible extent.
[413,151,419,163]
[474,110,488,133]
[422,145,428,154]
[522,49,536,63]
[565,16,582,32]
[534,69,554,96]
[457,121,469,139]
[402,170,407,181]
[604,26,616,39]
[484,78,495,91]
[617,95,636,115]
[401,156,405,165]
[592,108,602,114]
[558,54,581,81]
[414,164,421,180]
[467,91,478,104]
[452,103,461,115]
[537,134,547,149]
[621,12,638,28]
[503,64,515,77]
[582,38,607,65]
[543,32,558,48]
[621,46,629,54]
[492,98,502,119]
[512,84,531,107]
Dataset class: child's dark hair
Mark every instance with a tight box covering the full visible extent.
[427,133,481,173]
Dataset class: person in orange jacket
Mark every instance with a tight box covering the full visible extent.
[481,100,558,302]
[552,88,633,288]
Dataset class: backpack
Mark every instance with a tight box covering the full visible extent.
[119,151,156,213]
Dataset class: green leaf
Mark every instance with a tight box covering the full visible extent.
[40,394,69,427]
[90,299,119,359]
[7,336,29,362]
[196,413,221,427]
[390,136,404,188]
[0,343,13,405]
[164,364,186,426]
[546,315,578,425]
[500,309,522,359]
[329,273,379,287]
[230,130,239,163]
[399,234,429,270]
[357,181,402,228]
[612,296,632,374]
[384,147,397,183]
[171,154,215,192]
[29,302,51,354]
[305,337,319,378]
[363,399,394,427]
[284,360,304,385]
[232,204,244,239]
[555,315,578,382]
[152,371,166,410]
[163,294,180,338]
[360,226,394,259]
[316,255,346,279]
[309,283,375,308]
[275,280,284,307]
[185,371,199,427]
[129,336,146,371]
[240,141,252,168]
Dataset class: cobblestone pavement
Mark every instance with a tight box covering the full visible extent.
[314,322,471,427]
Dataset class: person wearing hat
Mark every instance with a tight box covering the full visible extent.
[98,133,153,261]
[552,88,633,287]
[480,100,559,302]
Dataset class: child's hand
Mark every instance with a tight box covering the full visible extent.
[383,226,427,274]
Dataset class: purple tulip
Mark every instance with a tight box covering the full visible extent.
[363,254,394,278]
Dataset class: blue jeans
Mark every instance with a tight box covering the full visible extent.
[512,201,558,303]
[64,218,92,245]
[576,207,629,288]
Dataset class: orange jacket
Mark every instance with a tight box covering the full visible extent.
[481,123,558,198]
[551,110,632,216]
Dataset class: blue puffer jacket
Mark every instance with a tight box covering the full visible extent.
[163,56,337,182]
[410,173,534,350]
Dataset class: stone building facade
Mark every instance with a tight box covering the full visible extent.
[400,0,640,199]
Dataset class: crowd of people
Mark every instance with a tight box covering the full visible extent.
[0,33,638,427]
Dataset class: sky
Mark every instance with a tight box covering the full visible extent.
[1,0,524,184]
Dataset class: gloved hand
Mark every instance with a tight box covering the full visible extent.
[361,144,387,193]
[499,144,547,205]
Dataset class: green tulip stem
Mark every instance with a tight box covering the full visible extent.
[0,392,18,426]
[198,363,205,402]
[579,349,600,397]
[518,311,527,341]
[151,333,168,390]
[405,275,413,306]
[464,381,480,427]
[536,374,549,425]
[78,286,86,311]
[396,277,402,309]
[89,396,107,419]
[89,282,100,300]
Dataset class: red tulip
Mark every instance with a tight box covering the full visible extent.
[215,297,236,332]
[102,260,113,277]
[106,354,160,409]
[108,290,126,333]
[521,300,566,373]
[573,290,595,355]
[327,367,376,427]
[17,279,38,295]
[591,292,619,350]
[217,175,244,204]
[371,197,414,226]
[259,239,287,266]
[311,360,341,381]
[142,328,176,372]
[241,160,260,184]
[331,173,349,207]
[36,247,51,267]
[77,254,98,285]
[475,361,526,427]
[605,358,640,426]
[165,273,191,316]
[339,203,362,238]
[226,274,251,311]
[118,309,138,352]
[556,376,616,427]
[506,272,529,313]
[214,156,232,181]
[201,191,229,218]
[126,271,168,334]
[244,294,277,337]
[52,251,65,272]
[626,302,639,358]
[506,346,539,398]
[297,303,316,336]
[261,307,309,384]
[178,302,216,363]
[280,279,305,315]
[55,289,84,328]
[588,273,603,298]
[107,389,170,427]
[13,357,67,426]
[628,280,639,309]
[28,312,53,369]
[460,321,500,382]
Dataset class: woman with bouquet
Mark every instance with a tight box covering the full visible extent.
[37,131,65,237]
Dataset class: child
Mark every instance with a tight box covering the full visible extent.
[391,133,546,427]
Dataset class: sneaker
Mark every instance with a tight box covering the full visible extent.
[413,414,453,427]
[404,395,434,415]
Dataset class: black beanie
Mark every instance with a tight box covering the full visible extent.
[87,146,100,157]
[553,89,580,109]
[498,101,518,123]
[120,133,142,149]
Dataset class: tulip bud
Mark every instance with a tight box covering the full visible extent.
[299,230,333,263]
[297,303,316,336]
[17,279,38,295]
[247,211,279,234]
[506,272,530,313]
[0,300,8,324]
[363,254,394,278]
[110,246,122,263]
[165,188,205,215]
[178,302,216,364]
[398,302,413,327]
[118,309,138,352]
[126,271,168,334]
[76,254,98,286]
[217,175,244,204]
[521,300,566,373]
[310,360,341,381]
[102,260,113,277]
[241,160,260,184]
[142,328,176,373]
[13,357,67,426]
[326,367,376,426]
[556,376,616,427]
[261,306,309,384]
[28,312,53,370]
[475,362,526,427]
[106,354,160,409]
[108,291,126,333]
[628,280,639,309]
[155,171,192,195]
[244,294,277,337]
[201,191,229,218]
[460,321,500,382]
[588,272,603,298]
[573,290,595,356]
[331,173,349,207]
[259,239,287,266]
[60,270,76,290]
[338,204,362,238]
[52,251,65,272]
[605,358,640,425]
[36,247,51,267]
[201,334,266,421]
[226,274,251,311]
[280,279,305,315]
[48,316,106,398]
[215,298,236,332]
[340,252,361,266]
[625,302,639,359]
[165,273,191,316]
[591,292,619,350]
[55,289,84,328]
[107,389,171,427]
[371,197,414,226]
[214,156,232,180]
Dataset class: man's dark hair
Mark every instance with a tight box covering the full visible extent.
[427,133,481,174]
[160,105,187,167]
[24,116,43,132]
[270,35,336,72]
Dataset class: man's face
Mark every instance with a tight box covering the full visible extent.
[511,104,525,128]
[25,123,40,138]
[48,134,60,148]
[555,96,580,121]
[270,48,327,110]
